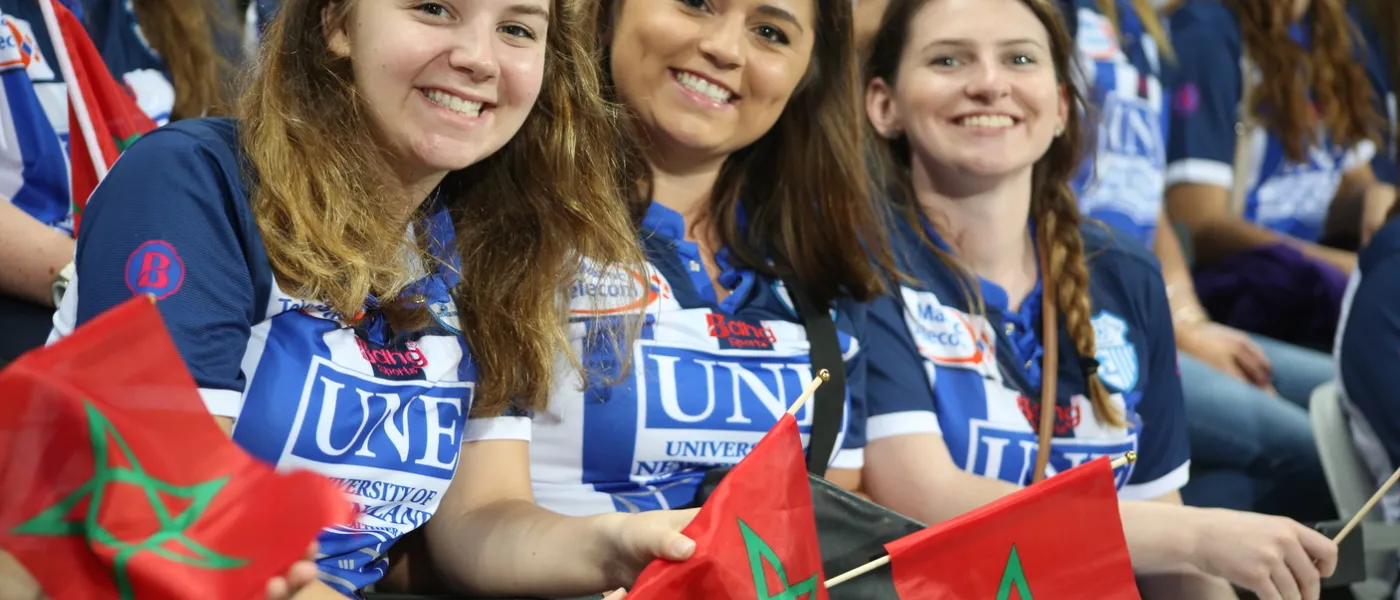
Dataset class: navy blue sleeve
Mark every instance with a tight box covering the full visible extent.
[1121,261,1192,500]
[862,289,942,442]
[1338,256,1400,472]
[1163,11,1240,191]
[67,125,255,417]
[830,300,869,469]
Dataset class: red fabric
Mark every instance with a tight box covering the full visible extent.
[629,414,828,600]
[0,297,351,600]
[52,0,156,235]
[885,457,1140,600]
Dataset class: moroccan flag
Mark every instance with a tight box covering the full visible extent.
[0,297,351,599]
[884,457,1140,599]
[628,414,828,600]
[45,0,157,234]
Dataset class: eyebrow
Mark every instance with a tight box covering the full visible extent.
[505,3,550,20]
[921,38,1046,51]
[755,4,804,34]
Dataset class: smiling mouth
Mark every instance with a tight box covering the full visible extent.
[421,89,487,118]
[671,70,736,105]
[955,114,1018,129]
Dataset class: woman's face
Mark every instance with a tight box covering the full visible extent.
[608,0,817,166]
[327,0,550,179]
[866,0,1066,179]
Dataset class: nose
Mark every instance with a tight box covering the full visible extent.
[448,21,501,83]
[964,61,1011,101]
[696,13,745,70]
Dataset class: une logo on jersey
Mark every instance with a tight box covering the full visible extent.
[638,344,818,432]
[965,422,1134,487]
[1100,95,1165,162]
[291,358,472,480]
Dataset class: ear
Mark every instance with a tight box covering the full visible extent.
[1056,83,1070,135]
[324,1,352,59]
[866,77,904,139]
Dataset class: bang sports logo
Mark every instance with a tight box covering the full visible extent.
[570,262,672,317]
[354,336,428,379]
[706,314,776,350]
[125,240,185,299]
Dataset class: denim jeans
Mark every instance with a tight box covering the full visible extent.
[1178,334,1338,522]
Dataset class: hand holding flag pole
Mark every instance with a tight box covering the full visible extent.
[823,451,1141,590]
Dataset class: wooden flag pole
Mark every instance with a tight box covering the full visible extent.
[1333,463,1400,545]
[823,451,1139,590]
[36,0,108,183]
[785,369,829,416]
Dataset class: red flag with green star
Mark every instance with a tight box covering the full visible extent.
[627,413,828,600]
[883,457,1140,599]
[0,296,351,599]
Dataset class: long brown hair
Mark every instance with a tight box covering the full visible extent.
[867,0,1123,426]
[595,0,898,308]
[1224,0,1378,162]
[241,0,643,417]
[130,0,238,119]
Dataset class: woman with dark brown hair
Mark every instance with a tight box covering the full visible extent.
[1164,0,1385,350]
[857,0,1338,597]
[41,0,699,596]
[524,0,898,518]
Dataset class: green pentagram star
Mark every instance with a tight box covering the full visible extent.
[739,519,819,600]
[12,400,248,599]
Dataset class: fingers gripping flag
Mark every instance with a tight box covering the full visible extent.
[628,414,828,600]
[0,297,351,599]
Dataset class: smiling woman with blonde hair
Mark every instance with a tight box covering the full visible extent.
[43,0,702,596]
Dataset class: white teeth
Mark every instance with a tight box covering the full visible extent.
[958,114,1015,128]
[423,89,484,117]
[674,71,734,104]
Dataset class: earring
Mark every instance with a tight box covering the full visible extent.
[1054,124,1064,136]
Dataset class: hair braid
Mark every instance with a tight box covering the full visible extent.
[1036,186,1123,428]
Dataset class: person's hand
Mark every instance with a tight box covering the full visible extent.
[1361,184,1396,247]
[1177,321,1275,392]
[602,589,628,600]
[265,543,321,600]
[599,508,698,589]
[1189,509,1337,600]
[0,550,41,600]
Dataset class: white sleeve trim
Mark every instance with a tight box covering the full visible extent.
[1164,159,1233,190]
[1344,140,1379,171]
[199,388,244,418]
[866,411,941,441]
[829,447,864,470]
[1118,460,1191,501]
[465,416,532,442]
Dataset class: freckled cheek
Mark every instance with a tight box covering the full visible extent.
[498,52,547,108]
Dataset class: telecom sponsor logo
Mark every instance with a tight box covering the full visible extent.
[570,262,671,316]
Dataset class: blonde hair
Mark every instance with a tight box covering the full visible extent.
[240,0,644,416]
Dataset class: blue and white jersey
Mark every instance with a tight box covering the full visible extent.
[528,202,867,516]
[0,1,71,233]
[76,0,173,124]
[1337,216,1400,527]
[1165,0,1375,243]
[47,118,524,597]
[1350,2,1396,186]
[1072,0,1169,246]
[863,216,1191,500]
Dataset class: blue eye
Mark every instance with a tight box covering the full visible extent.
[1011,54,1035,65]
[416,2,449,17]
[500,24,536,39]
[930,56,958,67]
[678,0,710,11]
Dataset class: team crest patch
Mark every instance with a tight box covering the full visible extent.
[1091,311,1138,392]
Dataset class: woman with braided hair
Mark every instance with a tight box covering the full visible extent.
[1165,0,1385,350]
[857,0,1338,597]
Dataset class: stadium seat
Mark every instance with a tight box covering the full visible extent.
[1311,381,1398,600]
